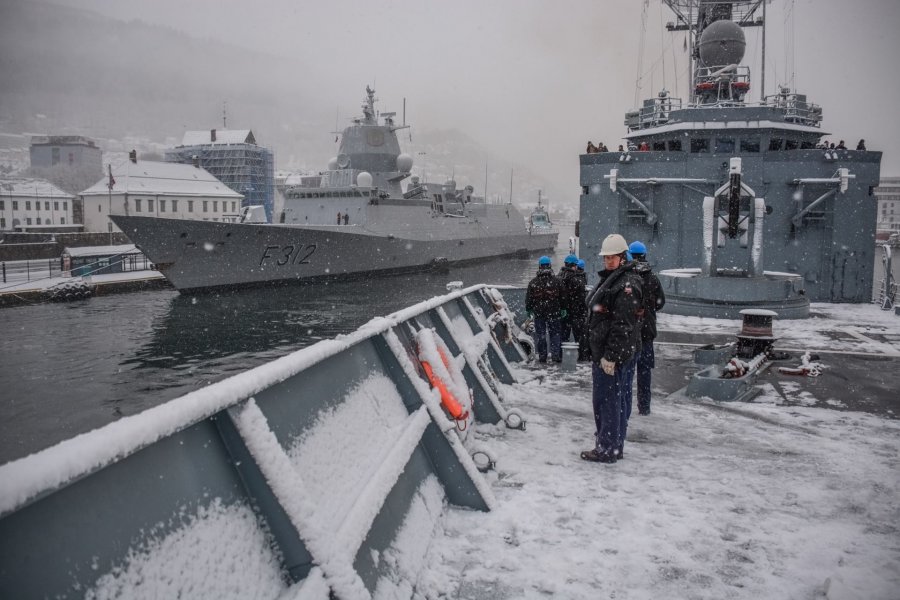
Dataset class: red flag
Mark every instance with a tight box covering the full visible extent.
[107,165,116,190]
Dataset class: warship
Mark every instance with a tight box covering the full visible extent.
[578,0,882,318]
[112,87,557,292]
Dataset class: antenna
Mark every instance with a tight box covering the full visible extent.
[508,169,513,205]
[223,100,227,128]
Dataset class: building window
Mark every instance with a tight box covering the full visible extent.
[160,199,166,212]
[740,138,760,153]
[54,201,59,210]
[0,201,4,210]
[147,199,154,212]
[203,200,208,212]
[45,201,50,211]
[690,138,709,153]
[26,217,32,225]
[61,217,66,224]
[188,200,194,212]
[51,147,60,165]
[172,199,178,212]
[231,201,236,212]
[0,218,5,228]
[26,201,31,210]
[715,138,735,153]
[213,201,218,213]
[12,201,18,210]
[63,202,67,211]
[135,198,142,212]
[98,204,102,212]
[36,217,41,225]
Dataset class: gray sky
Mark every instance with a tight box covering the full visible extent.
[51,0,900,196]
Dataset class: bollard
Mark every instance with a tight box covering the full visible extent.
[560,342,579,372]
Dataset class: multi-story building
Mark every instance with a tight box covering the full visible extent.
[30,135,102,172]
[875,176,900,239]
[165,129,275,222]
[0,178,74,230]
[78,153,243,234]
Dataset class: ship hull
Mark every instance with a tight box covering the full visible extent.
[112,215,557,292]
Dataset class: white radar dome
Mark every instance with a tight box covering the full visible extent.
[327,157,338,170]
[699,19,746,67]
[357,171,373,188]
[396,153,413,173]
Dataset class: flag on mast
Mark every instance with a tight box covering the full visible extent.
[107,164,116,191]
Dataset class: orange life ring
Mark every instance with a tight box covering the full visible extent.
[420,345,469,421]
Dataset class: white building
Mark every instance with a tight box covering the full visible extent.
[79,156,243,233]
[0,178,74,231]
[875,176,900,237]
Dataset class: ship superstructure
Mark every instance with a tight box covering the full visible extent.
[113,87,556,292]
[579,0,881,317]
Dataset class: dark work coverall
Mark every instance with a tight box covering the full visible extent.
[525,267,564,362]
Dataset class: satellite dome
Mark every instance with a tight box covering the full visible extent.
[357,171,373,188]
[327,157,338,170]
[396,153,413,173]
[699,19,746,67]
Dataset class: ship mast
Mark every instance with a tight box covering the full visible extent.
[663,0,766,104]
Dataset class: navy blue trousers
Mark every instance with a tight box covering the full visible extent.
[591,360,627,451]
[534,316,561,361]
[620,355,637,449]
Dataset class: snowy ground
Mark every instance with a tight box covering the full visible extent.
[412,304,900,600]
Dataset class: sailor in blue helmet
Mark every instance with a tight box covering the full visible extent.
[581,234,642,464]
[525,255,564,363]
[627,240,665,415]
[574,260,589,361]
[557,254,581,344]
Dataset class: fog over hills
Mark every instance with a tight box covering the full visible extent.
[0,0,570,208]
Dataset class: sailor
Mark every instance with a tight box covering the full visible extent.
[586,141,598,154]
[575,259,590,361]
[836,140,847,150]
[581,234,642,464]
[856,139,866,151]
[525,256,564,364]
[337,211,342,225]
[557,254,580,343]
[628,241,665,416]
[343,212,349,225]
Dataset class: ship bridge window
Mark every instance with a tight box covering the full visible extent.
[715,137,735,154]
[800,141,815,149]
[768,138,784,151]
[668,139,682,152]
[740,138,760,153]
[690,138,710,153]
[785,139,799,151]
[652,141,666,151]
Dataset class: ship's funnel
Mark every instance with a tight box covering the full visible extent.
[699,20,746,66]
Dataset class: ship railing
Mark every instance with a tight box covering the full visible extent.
[0,285,534,599]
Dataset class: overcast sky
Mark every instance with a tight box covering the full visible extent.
[49,0,900,194]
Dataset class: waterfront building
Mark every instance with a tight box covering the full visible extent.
[0,178,74,231]
[875,176,900,239]
[165,129,275,222]
[78,153,243,234]
[29,135,102,172]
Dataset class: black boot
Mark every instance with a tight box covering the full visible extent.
[580,448,617,463]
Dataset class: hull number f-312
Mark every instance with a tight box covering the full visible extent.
[260,244,318,266]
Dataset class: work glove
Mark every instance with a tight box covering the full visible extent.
[600,357,616,376]
[560,309,568,319]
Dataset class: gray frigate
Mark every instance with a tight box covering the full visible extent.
[578,0,881,318]
[112,87,557,292]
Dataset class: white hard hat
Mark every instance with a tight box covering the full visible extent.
[599,233,629,256]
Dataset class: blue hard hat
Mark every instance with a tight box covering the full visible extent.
[538,255,551,266]
[629,241,647,255]
[564,254,578,265]
[576,259,585,269]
